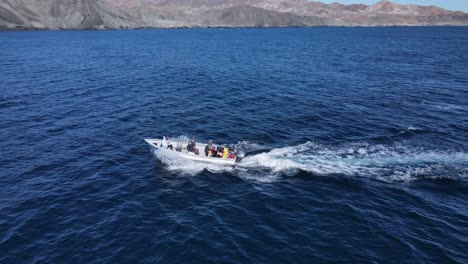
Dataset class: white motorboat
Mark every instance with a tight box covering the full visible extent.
[144,138,244,166]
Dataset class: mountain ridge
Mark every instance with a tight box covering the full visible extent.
[1,0,467,30]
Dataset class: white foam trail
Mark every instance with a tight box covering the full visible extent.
[237,142,468,182]
[151,140,468,182]
[239,145,307,172]
[235,141,265,152]
[431,103,465,110]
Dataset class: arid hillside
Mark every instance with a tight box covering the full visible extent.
[1,0,467,29]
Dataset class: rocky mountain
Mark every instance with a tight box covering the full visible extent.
[1,0,467,29]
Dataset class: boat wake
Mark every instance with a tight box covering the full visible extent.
[151,141,468,183]
[239,142,467,182]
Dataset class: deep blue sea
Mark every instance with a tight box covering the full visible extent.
[1,27,467,263]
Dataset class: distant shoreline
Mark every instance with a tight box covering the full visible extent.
[2,24,468,32]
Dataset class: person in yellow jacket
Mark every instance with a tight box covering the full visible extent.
[222,146,229,159]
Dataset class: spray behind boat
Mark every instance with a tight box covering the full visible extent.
[235,150,245,162]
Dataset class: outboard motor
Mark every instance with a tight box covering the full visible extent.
[236,151,245,162]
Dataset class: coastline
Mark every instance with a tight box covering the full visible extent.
[2,24,468,32]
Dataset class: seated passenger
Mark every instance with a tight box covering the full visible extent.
[176,141,183,152]
[187,141,194,152]
[187,137,199,155]
[167,136,174,150]
[212,145,218,157]
[205,140,213,156]
[217,146,224,158]
[162,136,173,150]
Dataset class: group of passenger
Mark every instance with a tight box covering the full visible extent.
[162,136,199,154]
[161,136,182,152]
[161,136,235,159]
[205,140,236,159]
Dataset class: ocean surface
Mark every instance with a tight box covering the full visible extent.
[1,27,467,263]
